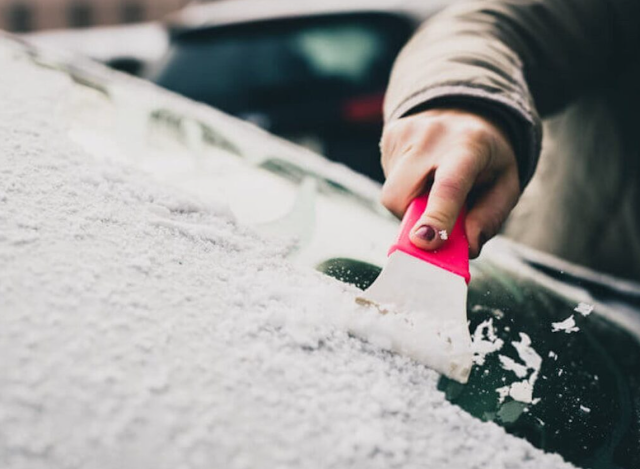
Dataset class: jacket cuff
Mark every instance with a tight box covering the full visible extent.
[386,85,542,190]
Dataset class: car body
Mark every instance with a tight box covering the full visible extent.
[21,22,169,75]
[149,0,457,181]
[2,34,640,469]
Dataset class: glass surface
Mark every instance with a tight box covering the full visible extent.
[317,258,640,469]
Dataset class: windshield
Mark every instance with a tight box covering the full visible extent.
[151,14,411,111]
[317,256,640,469]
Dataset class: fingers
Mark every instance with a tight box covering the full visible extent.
[409,155,480,251]
[465,169,520,258]
[380,120,441,218]
[379,108,519,256]
[380,151,433,219]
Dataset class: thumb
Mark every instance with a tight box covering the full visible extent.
[409,163,475,250]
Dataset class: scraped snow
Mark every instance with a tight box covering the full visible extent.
[471,318,504,365]
[499,355,529,379]
[496,334,542,405]
[574,302,594,316]
[512,333,543,371]
[552,315,580,333]
[0,42,575,469]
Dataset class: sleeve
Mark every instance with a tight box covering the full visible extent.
[384,0,640,188]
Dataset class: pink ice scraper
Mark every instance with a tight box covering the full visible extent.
[358,193,473,383]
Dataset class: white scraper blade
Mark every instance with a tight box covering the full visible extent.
[357,250,472,383]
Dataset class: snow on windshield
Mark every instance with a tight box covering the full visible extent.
[0,42,575,468]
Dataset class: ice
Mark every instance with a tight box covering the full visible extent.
[552,315,580,334]
[574,302,594,316]
[496,334,542,405]
[471,318,504,365]
[499,355,529,378]
[512,333,543,371]
[0,42,575,469]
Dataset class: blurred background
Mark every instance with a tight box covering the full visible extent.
[4,0,449,182]
[0,0,188,31]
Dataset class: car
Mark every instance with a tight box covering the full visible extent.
[22,22,169,76]
[148,0,457,182]
[2,33,639,469]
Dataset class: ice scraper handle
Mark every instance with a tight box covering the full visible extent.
[388,194,470,284]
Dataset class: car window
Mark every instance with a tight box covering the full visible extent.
[294,24,383,83]
[318,256,640,469]
[151,13,411,112]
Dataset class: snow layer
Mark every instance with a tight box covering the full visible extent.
[552,315,580,334]
[574,302,594,316]
[0,45,575,469]
[496,334,542,405]
[470,318,503,366]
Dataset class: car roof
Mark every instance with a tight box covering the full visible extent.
[166,0,458,32]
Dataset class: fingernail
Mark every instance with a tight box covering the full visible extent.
[415,225,436,242]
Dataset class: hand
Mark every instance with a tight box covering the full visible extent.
[380,108,520,258]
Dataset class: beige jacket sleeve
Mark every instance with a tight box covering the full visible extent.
[384,0,640,187]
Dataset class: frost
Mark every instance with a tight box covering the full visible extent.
[499,355,529,378]
[574,302,594,316]
[552,315,580,333]
[496,333,542,405]
[471,318,504,365]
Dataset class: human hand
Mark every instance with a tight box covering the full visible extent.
[380,108,520,258]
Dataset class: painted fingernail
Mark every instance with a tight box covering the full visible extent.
[415,225,436,242]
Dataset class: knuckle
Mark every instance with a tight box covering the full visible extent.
[394,119,418,143]
[422,209,450,229]
[382,119,403,139]
[465,121,492,143]
[423,118,446,138]
[459,121,494,155]
[436,175,468,200]
[380,185,403,215]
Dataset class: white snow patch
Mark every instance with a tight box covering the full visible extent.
[471,318,504,365]
[496,333,542,405]
[579,405,591,413]
[499,380,534,404]
[438,229,448,240]
[499,355,528,379]
[574,302,594,316]
[512,333,543,371]
[552,315,580,334]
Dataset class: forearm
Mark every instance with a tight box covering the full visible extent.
[385,0,638,187]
